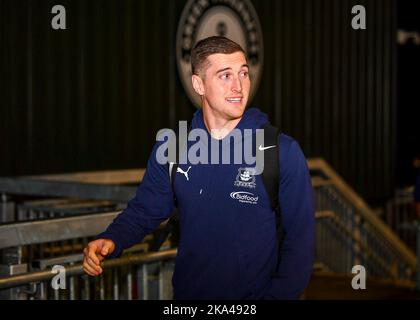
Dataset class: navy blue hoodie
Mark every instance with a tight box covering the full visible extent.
[98,107,315,299]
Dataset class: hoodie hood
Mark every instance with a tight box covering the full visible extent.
[187,107,269,163]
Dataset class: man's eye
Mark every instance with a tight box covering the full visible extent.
[240,71,249,78]
[221,74,231,80]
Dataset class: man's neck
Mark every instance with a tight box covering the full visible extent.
[202,105,242,140]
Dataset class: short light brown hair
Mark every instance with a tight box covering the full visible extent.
[191,36,246,76]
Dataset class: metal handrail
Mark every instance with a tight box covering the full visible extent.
[0,212,172,250]
[23,169,146,185]
[1,158,416,293]
[0,213,329,291]
[0,177,137,202]
[322,210,399,278]
[0,249,177,290]
[308,158,417,270]
[0,212,119,249]
[0,210,411,292]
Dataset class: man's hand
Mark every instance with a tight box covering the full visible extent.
[83,239,115,276]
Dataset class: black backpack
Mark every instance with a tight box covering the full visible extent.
[150,122,285,273]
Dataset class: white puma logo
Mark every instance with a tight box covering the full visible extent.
[177,166,192,181]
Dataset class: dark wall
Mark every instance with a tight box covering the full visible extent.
[1,0,192,175]
[396,2,420,186]
[253,0,396,204]
[0,0,396,203]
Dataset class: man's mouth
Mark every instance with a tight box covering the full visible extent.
[226,97,243,104]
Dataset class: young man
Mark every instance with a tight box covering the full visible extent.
[83,36,315,300]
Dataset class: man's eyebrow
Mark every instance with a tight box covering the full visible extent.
[216,64,249,74]
[216,67,232,74]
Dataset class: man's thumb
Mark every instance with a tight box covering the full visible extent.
[101,241,112,255]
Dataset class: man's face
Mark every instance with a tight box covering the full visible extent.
[192,51,250,120]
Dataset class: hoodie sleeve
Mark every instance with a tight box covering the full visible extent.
[263,135,315,299]
[96,141,176,259]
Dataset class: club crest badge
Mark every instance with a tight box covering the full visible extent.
[234,167,256,189]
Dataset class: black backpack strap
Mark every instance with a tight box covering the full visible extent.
[259,122,284,276]
[259,123,280,211]
[169,161,179,204]
[169,121,192,199]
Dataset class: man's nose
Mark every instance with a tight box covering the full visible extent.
[231,76,242,93]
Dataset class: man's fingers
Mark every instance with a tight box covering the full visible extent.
[86,256,102,273]
[83,260,99,276]
[83,240,110,275]
[83,264,96,276]
[83,258,98,275]
[84,257,103,274]
[88,248,100,265]
[88,243,98,254]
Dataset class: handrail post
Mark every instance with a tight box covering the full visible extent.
[0,264,28,299]
[1,192,15,223]
[1,192,6,222]
[353,214,361,267]
[0,193,26,299]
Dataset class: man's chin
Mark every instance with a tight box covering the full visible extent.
[225,104,246,118]
[203,101,246,119]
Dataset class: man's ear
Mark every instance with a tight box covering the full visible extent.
[192,74,205,96]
